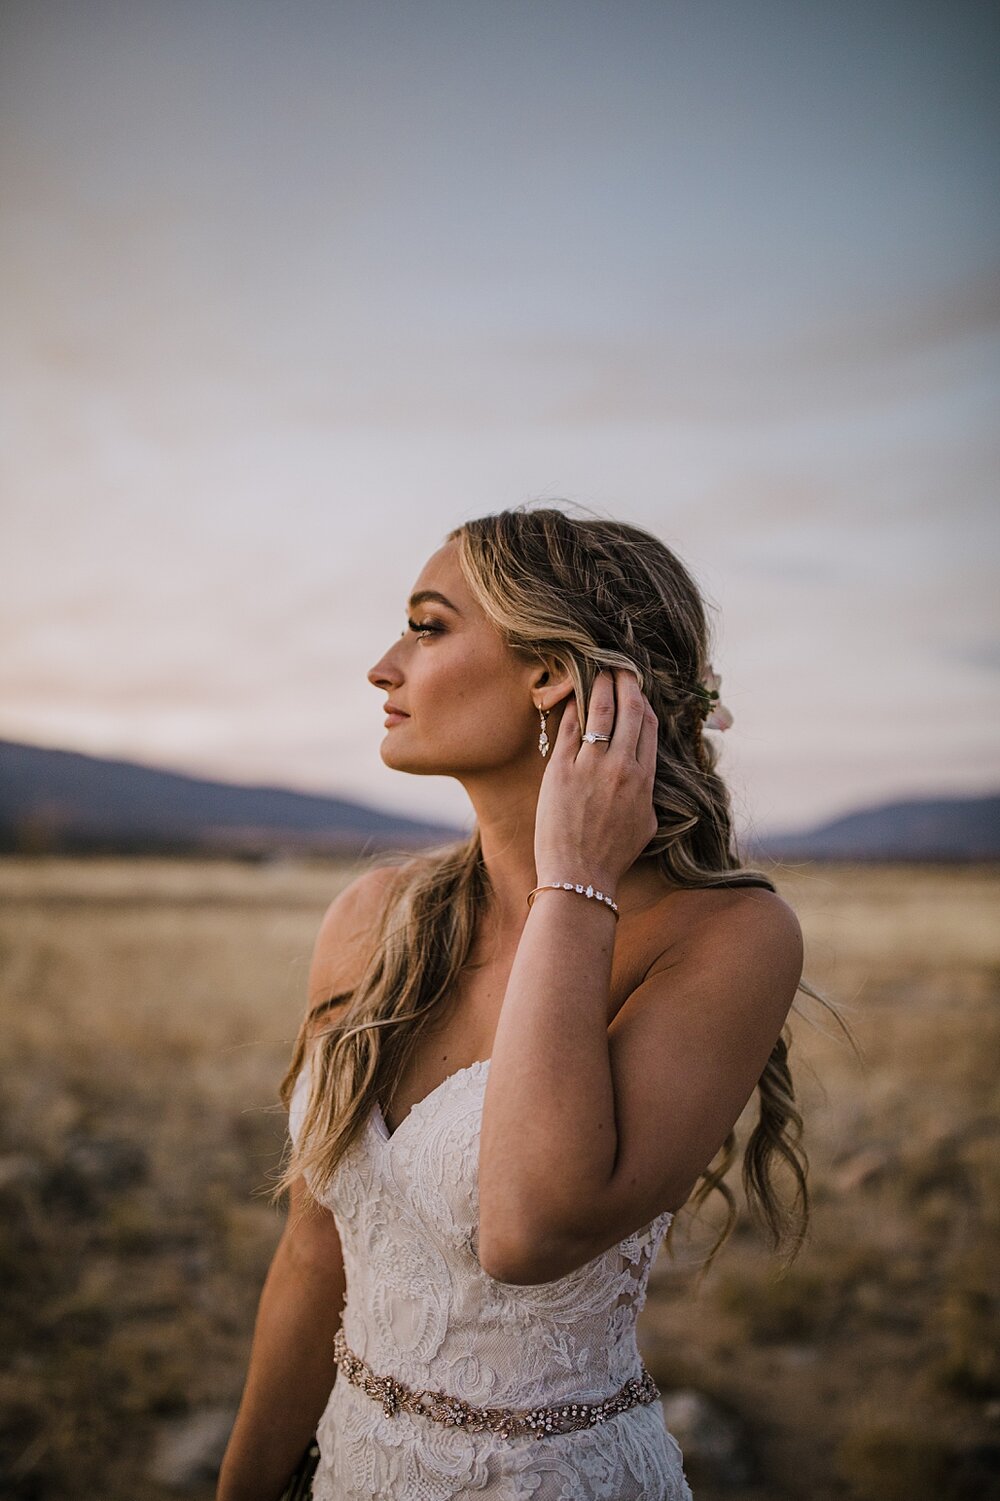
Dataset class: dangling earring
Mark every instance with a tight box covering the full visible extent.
[537,704,550,758]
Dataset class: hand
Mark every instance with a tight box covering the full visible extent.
[534,668,659,896]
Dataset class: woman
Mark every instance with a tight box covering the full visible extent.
[218,506,815,1501]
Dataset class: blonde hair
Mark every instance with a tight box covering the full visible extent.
[275,505,847,1269]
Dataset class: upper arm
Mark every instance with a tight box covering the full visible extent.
[592,888,804,1247]
[282,862,407,1262]
[278,1171,348,1288]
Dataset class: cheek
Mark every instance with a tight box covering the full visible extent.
[425,642,507,700]
[412,634,527,728]
[421,652,475,704]
[453,680,528,742]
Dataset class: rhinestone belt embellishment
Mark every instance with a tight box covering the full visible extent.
[332,1328,661,1441]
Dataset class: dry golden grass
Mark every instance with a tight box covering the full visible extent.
[0,855,997,1500]
[642,860,1000,1500]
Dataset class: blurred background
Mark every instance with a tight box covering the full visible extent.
[1,2,998,1498]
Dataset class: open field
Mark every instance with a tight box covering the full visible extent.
[1,856,997,1499]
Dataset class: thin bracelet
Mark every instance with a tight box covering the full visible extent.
[527,882,620,920]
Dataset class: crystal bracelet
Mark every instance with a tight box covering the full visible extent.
[526,881,619,920]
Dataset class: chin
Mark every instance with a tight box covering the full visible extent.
[380,740,481,779]
[380,739,437,776]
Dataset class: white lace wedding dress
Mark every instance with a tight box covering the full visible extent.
[289,1051,693,1500]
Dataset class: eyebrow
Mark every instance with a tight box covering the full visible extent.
[408,590,461,613]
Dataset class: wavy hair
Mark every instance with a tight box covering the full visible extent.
[275,505,850,1270]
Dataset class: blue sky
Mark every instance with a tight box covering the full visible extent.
[2,0,998,835]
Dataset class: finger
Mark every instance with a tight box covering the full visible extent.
[635,698,659,775]
[550,694,579,762]
[580,670,615,750]
[608,667,646,758]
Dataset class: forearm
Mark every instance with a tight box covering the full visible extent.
[478,888,618,1275]
[217,1239,345,1501]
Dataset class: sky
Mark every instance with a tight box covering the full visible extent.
[2,0,998,837]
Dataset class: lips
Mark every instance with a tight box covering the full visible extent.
[383,703,410,726]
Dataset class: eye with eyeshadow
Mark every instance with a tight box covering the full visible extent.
[405,617,446,638]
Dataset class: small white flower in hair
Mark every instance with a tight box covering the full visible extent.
[698,665,734,732]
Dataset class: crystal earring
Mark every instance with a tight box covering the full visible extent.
[537,704,550,758]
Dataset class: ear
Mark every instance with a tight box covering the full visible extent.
[529,655,575,710]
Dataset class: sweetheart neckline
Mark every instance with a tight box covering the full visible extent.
[300,1055,676,1240]
[373,1055,492,1143]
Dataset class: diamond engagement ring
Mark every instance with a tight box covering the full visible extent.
[581,731,612,743]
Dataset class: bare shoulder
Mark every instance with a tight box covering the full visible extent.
[607,879,805,1164]
[306,860,413,1019]
[683,880,801,947]
[639,879,803,1000]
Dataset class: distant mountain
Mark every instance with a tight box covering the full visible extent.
[1,739,995,862]
[0,740,463,857]
[751,792,1000,862]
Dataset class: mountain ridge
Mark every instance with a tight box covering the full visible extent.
[0,739,463,856]
[749,791,1000,862]
[1,738,997,860]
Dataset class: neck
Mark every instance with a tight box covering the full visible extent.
[457,760,664,934]
[457,762,543,933]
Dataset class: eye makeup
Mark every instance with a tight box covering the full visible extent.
[406,616,446,638]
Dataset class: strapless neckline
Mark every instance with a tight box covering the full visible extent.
[375,1055,491,1143]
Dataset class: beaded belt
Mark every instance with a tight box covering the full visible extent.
[332,1327,661,1442]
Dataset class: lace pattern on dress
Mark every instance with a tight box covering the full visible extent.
[289,1054,693,1501]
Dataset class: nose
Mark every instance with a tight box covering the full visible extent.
[367,643,403,692]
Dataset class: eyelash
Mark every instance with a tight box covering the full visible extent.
[405,617,444,639]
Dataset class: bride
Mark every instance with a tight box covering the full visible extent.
[218,505,811,1500]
